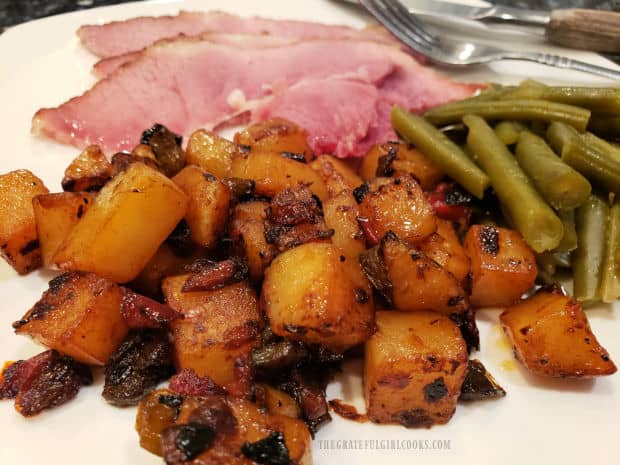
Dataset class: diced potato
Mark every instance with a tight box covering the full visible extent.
[357,175,437,245]
[13,272,128,365]
[500,287,617,378]
[234,118,313,162]
[309,154,363,197]
[323,190,366,260]
[185,129,237,179]
[163,278,261,389]
[262,242,374,352]
[464,225,537,308]
[0,169,49,274]
[418,219,470,284]
[230,151,329,201]
[381,233,469,314]
[229,200,277,283]
[61,145,112,192]
[360,142,443,190]
[53,163,188,283]
[33,192,96,267]
[365,311,468,427]
[255,383,301,418]
[172,165,231,248]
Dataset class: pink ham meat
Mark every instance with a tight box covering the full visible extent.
[93,33,297,78]
[78,10,397,58]
[33,39,399,153]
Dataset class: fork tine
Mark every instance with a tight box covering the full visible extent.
[380,0,437,45]
[360,0,435,52]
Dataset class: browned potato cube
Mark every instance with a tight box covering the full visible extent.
[465,225,537,308]
[172,165,231,248]
[185,129,237,178]
[13,272,128,365]
[234,118,313,162]
[323,190,366,260]
[255,383,301,418]
[360,142,443,190]
[61,145,113,192]
[418,219,470,284]
[53,163,188,283]
[0,169,49,274]
[229,200,277,283]
[262,242,374,352]
[230,151,329,201]
[309,154,363,197]
[33,192,96,267]
[500,287,617,378]
[365,311,468,427]
[163,278,261,389]
[357,175,437,245]
[381,233,468,314]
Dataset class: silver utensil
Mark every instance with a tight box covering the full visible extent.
[359,0,620,80]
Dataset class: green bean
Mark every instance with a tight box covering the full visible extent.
[463,114,564,252]
[599,200,620,303]
[500,81,620,115]
[546,121,580,155]
[572,193,609,304]
[494,121,526,145]
[515,131,591,211]
[581,132,620,160]
[391,106,490,198]
[562,137,620,194]
[555,210,578,253]
[588,116,620,137]
[424,100,591,131]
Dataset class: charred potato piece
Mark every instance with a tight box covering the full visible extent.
[13,272,128,365]
[255,383,301,418]
[0,169,49,274]
[465,225,537,308]
[377,233,469,314]
[172,166,231,248]
[185,129,237,179]
[360,142,443,190]
[262,242,375,352]
[357,175,437,245]
[323,190,366,260]
[418,219,470,284]
[500,287,617,378]
[309,154,363,197]
[32,192,96,267]
[61,145,113,192]
[234,118,313,162]
[230,151,329,202]
[53,163,188,283]
[229,201,277,283]
[163,278,261,390]
[365,311,468,427]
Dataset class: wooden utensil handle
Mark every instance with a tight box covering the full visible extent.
[546,9,620,53]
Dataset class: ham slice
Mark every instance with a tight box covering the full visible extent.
[78,10,397,58]
[33,39,398,153]
[93,33,297,78]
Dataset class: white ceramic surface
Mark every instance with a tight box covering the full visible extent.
[0,1,618,464]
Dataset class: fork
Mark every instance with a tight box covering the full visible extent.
[359,0,620,80]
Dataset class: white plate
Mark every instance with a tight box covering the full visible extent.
[0,1,619,464]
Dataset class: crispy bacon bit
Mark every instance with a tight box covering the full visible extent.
[187,396,237,435]
[103,330,174,406]
[169,369,226,397]
[181,258,249,293]
[427,182,472,223]
[121,288,182,328]
[264,186,333,253]
[279,368,331,434]
[328,399,368,423]
[1,350,92,417]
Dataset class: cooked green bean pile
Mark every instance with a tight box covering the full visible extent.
[391,79,620,304]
